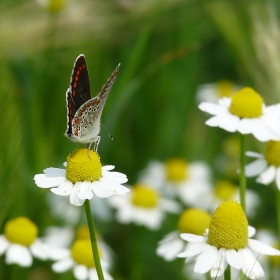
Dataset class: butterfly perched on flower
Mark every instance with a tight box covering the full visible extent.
[65,54,120,150]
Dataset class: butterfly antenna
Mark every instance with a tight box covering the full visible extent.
[101,124,113,140]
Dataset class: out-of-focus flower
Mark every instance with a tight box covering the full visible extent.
[177,201,280,279]
[0,217,49,267]
[47,226,114,280]
[157,208,211,262]
[34,149,129,206]
[138,159,212,208]
[52,238,112,280]
[196,80,240,104]
[199,87,280,142]
[208,180,260,218]
[245,141,280,190]
[36,0,66,13]
[108,183,181,230]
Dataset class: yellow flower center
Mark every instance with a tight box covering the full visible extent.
[165,158,188,182]
[216,80,236,98]
[71,239,101,268]
[177,208,211,235]
[229,87,263,118]
[214,180,237,200]
[47,0,66,13]
[66,148,102,184]
[131,184,159,208]
[208,201,248,250]
[4,217,38,246]
[264,141,280,167]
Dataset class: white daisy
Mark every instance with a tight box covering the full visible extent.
[51,238,113,280]
[207,180,260,218]
[108,184,181,230]
[34,148,129,206]
[177,201,280,279]
[138,159,212,208]
[196,80,240,104]
[0,217,49,267]
[199,87,280,142]
[157,208,211,261]
[245,141,280,190]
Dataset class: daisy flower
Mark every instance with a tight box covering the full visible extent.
[196,80,240,104]
[245,141,280,190]
[51,238,113,280]
[34,148,129,206]
[157,208,211,262]
[199,87,280,142]
[177,201,280,279]
[0,217,49,267]
[208,180,260,218]
[36,0,66,13]
[138,158,212,208]
[108,183,181,230]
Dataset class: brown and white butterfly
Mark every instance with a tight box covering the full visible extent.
[65,54,120,150]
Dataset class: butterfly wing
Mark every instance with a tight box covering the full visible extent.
[96,63,121,120]
[66,54,91,137]
[71,63,121,142]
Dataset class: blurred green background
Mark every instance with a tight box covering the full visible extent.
[1,0,280,279]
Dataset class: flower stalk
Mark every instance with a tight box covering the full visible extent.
[239,133,246,212]
[84,200,104,280]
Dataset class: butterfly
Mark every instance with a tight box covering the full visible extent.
[65,54,120,150]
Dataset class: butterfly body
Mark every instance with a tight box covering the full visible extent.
[65,54,120,147]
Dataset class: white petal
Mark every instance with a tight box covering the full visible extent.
[0,236,9,255]
[205,115,221,127]
[237,118,254,134]
[180,233,206,243]
[238,248,264,279]
[74,264,88,280]
[248,239,280,255]
[256,165,276,185]
[177,242,207,258]
[6,244,32,267]
[218,113,240,132]
[102,165,115,171]
[248,226,256,238]
[245,151,263,158]
[52,257,74,272]
[70,186,85,206]
[157,238,184,261]
[226,249,243,269]
[50,181,72,196]
[78,182,94,200]
[198,102,225,115]
[251,118,274,142]
[194,245,218,274]
[210,248,227,277]
[245,158,268,177]
[158,231,179,245]
[34,174,67,188]
[30,239,48,260]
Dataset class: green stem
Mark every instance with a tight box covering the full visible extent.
[276,188,280,242]
[224,265,231,280]
[239,134,246,212]
[84,200,104,280]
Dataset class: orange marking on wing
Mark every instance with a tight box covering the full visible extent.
[77,69,80,75]
[74,127,79,136]
[72,90,76,97]
[75,75,78,82]
[79,66,82,71]
[73,82,77,88]
[82,64,86,69]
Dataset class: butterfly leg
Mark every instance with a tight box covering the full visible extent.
[94,136,101,152]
